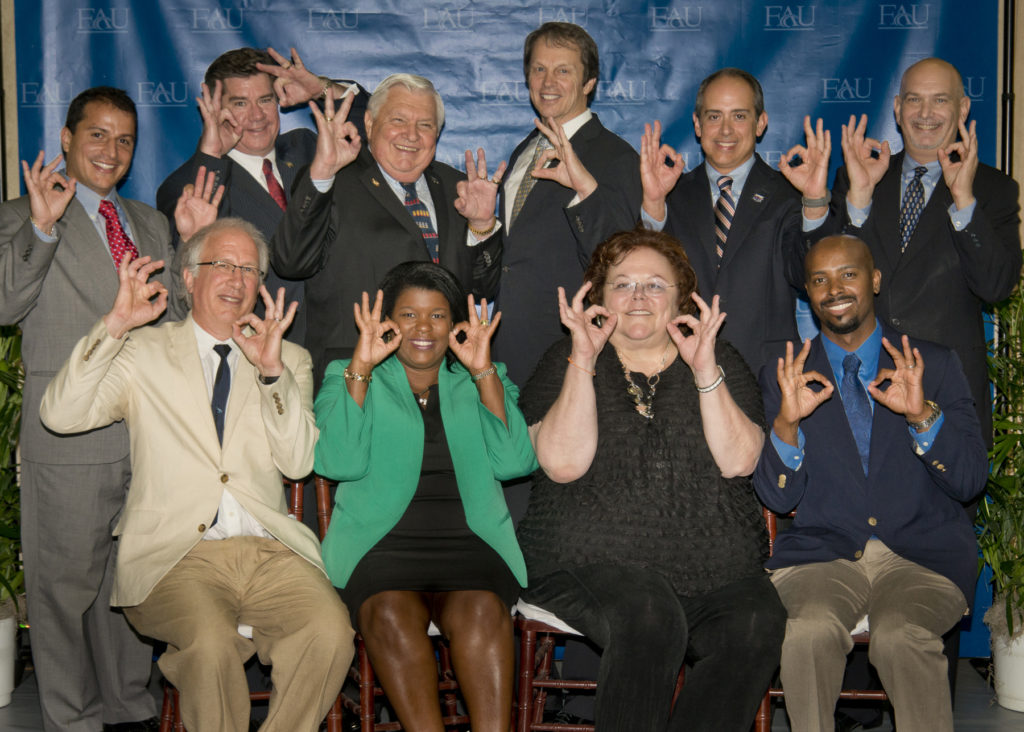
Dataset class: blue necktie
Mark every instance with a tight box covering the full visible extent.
[898,166,927,252]
[401,182,440,264]
[841,353,872,475]
[211,344,232,445]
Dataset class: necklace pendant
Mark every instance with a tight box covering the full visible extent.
[635,403,653,419]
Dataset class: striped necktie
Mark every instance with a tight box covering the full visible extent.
[401,182,439,263]
[510,136,551,227]
[898,166,928,252]
[714,176,735,264]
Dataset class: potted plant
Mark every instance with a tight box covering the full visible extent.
[978,284,1024,710]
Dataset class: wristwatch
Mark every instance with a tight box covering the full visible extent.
[908,400,941,431]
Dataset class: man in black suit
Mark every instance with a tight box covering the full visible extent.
[640,68,831,374]
[824,57,1021,445]
[157,47,366,346]
[492,21,642,386]
[272,73,503,382]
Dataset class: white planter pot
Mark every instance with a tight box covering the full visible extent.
[0,615,14,708]
[992,631,1024,712]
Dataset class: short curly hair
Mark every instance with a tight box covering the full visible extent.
[584,227,698,315]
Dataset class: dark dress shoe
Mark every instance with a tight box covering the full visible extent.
[103,717,160,732]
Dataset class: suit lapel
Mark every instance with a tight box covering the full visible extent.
[900,176,951,266]
[275,136,302,198]
[688,166,718,271]
[63,199,120,287]
[425,165,458,263]
[168,316,223,461]
[223,347,256,449]
[871,154,904,273]
[719,157,772,271]
[359,153,423,242]
[500,131,537,226]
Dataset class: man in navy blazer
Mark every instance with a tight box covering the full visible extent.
[492,22,641,385]
[754,234,987,732]
[157,47,367,346]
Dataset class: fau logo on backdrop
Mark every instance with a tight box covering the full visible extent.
[189,7,245,32]
[307,8,359,31]
[649,5,703,30]
[878,4,930,29]
[479,80,531,105]
[20,82,75,107]
[964,76,986,102]
[136,82,190,107]
[76,8,129,32]
[596,79,648,105]
[538,8,588,26]
[764,5,816,30]
[423,6,474,31]
[821,77,873,103]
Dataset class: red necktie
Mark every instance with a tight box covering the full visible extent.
[263,159,287,211]
[98,200,140,268]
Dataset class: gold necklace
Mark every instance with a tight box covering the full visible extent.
[617,344,672,420]
[415,386,431,409]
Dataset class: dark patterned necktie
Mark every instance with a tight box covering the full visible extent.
[263,159,287,211]
[98,200,140,268]
[714,176,735,264]
[898,166,927,252]
[211,344,232,445]
[841,353,872,475]
[402,182,439,263]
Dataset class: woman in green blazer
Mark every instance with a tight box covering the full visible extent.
[315,261,536,732]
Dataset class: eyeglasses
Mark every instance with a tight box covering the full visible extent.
[606,280,678,298]
[197,260,264,280]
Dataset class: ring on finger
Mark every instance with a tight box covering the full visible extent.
[490,177,502,184]
[479,319,490,326]
[325,116,334,122]
[281,61,292,70]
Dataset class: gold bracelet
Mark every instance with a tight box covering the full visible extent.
[567,356,596,376]
[318,75,333,99]
[343,367,372,383]
[468,219,497,237]
[471,364,496,382]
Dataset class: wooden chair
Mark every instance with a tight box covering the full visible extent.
[314,475,472,731]
[159,478,346,732]
[753,508,888,732]
[514,601,685,731]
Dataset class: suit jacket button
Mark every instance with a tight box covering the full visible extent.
[197,523,206,533]
[220,473,229,483]
[502,265,510,273]
[854,550,863,559]
[868,516,878,526]
[890,317,900,327]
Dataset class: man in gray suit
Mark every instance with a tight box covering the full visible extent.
[0,87,186,732]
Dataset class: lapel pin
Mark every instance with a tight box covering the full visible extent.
[371,178,380,187]
[752,193,765,203]
[285,161,293,168]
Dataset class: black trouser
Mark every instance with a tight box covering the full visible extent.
[523,565,786,732]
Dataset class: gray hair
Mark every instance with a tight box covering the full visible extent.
[178,217,269,309]
[367,73,445,130]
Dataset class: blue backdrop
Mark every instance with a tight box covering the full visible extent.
[12,0,1002,655]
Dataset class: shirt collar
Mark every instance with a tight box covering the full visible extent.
[901,154,941,183]
[192,318,237,354]
[71,177,119,217]
[821,320,883,385]
[559,109,593,140]
[705,154,756,196]
[228,147,278,181]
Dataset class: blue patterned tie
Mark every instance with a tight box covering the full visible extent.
[714,176,735,264]
[898,166,927,252]
[402,182,440,264]
[841,353,872,475]
[211,344,231,445]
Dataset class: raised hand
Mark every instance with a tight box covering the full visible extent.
[449,295,500,372]
[197,81,243,158]
[102,255,168,339]
[233,286,297,378]
[454,148,506,233]
[558,282,616,372]
[258,46,326,108]
[780,116,831,202]
[938,119,978,210]
[174,165,225,242]
[840,114,890,209]
[667,292,726,381]
[21,152,75,235]
[869,335,926,421]
[350,290,400,373]
[532,117,598,200]
[308,86,361,180]
[640,120,684,221]
[772,339,834,445]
